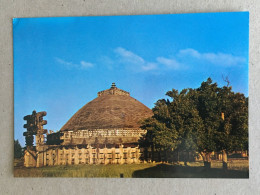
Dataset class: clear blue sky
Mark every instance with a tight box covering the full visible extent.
[13,12,249,146]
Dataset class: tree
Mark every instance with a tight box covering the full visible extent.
[195,78,222,168]
[14,139,23,159]
[141,100,178,147]
[215,86,248,169]
[141,88,204,164]
[140,99,179,162]
[141,77,248,169]
[229,94,248,152]
[166,88,204,165]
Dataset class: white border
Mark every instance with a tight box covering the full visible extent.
[0,0,259,194]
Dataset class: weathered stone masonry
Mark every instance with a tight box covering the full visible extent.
[32,145,142,167]
[23,83,153,167]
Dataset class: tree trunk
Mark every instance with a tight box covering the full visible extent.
[158,149,161,162]
[144,148,148,161]
[151,145,154,162]
[202,152,212,169]
[164,150,167,163]
[222,150,228,170]
[184,151,189,166]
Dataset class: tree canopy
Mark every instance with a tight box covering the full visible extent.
[141,78,248,161]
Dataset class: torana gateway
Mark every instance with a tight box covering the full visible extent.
[23,83,153,167]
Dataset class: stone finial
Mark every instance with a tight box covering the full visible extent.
[97,83,130,97]
[111,83,116,88]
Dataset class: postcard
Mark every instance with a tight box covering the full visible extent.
[13,12,249,178]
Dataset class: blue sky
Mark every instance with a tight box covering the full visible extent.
[13,12,249,146]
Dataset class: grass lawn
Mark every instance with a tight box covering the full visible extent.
[14,159,249,178]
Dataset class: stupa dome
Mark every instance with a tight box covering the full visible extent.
[60,83,153,131]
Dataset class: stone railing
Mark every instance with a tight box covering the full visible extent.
[43,145,141,166]
[61,128,146,139]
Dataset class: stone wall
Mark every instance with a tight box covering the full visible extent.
[59,128,146,145]
[62,128,145,138]
[24,127,147,167]
[30,145,141,166]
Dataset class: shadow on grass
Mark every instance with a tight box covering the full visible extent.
[132,164,249,178]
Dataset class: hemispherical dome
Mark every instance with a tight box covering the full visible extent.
[60,84,153,131]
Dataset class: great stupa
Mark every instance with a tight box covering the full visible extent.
[23,83,153,167]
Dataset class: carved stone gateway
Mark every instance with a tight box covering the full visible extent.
[23,83,153,167]
[23,110,48,167]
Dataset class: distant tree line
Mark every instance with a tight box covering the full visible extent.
[14,139,23,159]
[140,78,248,169]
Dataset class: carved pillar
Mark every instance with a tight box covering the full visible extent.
[96,147,100,164]
[136,148,140,164]
[119,145,124,164]
[88,145,93,164]
[81,148,85,164]
[104,147,108,165]
[75,146,79,165]
[111,147,116,164]
[24,149,36,167]
[68,148,72,165]
[127,147,131,164]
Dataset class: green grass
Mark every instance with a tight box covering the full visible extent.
[14,160,249,178]
[14,163,158,177]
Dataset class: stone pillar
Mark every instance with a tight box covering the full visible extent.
[111,147,116,164]
[36,150,43,167]
[58,148,62,165]
[53,149,55,165]
[136,148,140,164]
[48,150,52,166]
[82,148,85,164]
[115,148,119,164]
[119,145,124,164]
[63,148,66,165]
[68,148,72,165]
[54,148,58,166]
[104,147,108,165]
[88,145,93,164]
[127,147,131,164]
[35,131,46,167]
[24,148,36,167]
[132,148,136,163]
[96,147,100,164]
[43,149,47,166]
[75,146,79,165]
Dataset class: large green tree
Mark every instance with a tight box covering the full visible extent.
[215,85,248,168]
[140,99,179,158]
[141,78,248,168]
[166,88,204,164]
[195,78,222,167]
[141,88,204,164]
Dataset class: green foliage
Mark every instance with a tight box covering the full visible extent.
[166,88,203,153]
[141,77,248,157]
[195,78,221,153]
[14,139,23,159]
